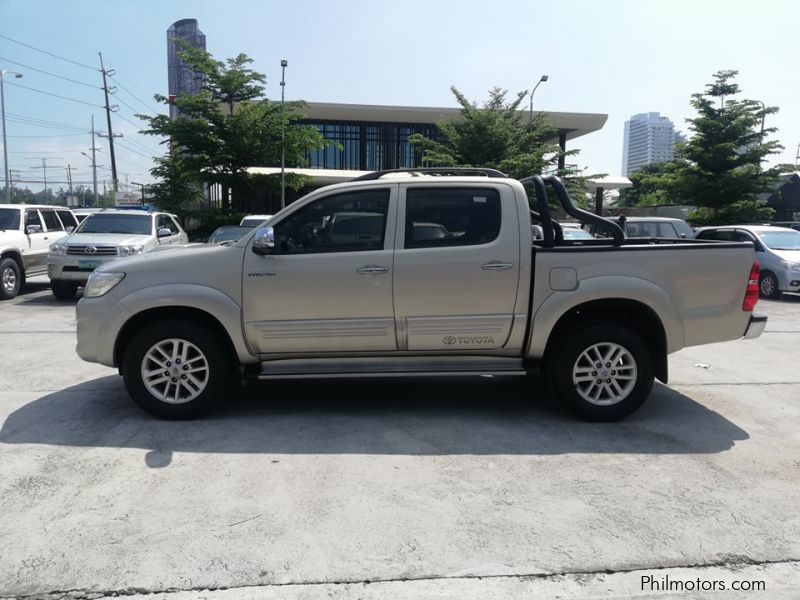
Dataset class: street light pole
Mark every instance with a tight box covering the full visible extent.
[1,69,23,203]
[528,74,549,123]
[280,59,288,210]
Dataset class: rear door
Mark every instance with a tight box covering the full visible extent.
[392,184,521,351]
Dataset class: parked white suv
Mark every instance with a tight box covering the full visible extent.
[48,209,187,299]
[0,204,78,300]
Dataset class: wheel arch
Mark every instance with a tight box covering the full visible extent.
[114,306,239,371]
[1,250,25,277]
[543,298,669,383]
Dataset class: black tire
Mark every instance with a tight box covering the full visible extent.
[758,271,782,300]
[51,280,79,300]
[0,257,22,301]
[122,319,232,419]
[546,323,654,422]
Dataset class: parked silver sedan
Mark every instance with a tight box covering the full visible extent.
[694,225,800,299]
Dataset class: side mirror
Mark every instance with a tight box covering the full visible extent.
[252,226,275,255]
[65,225,75,234]
[26,224,43,235]
[157,227,172,238]
[680,233,687,239]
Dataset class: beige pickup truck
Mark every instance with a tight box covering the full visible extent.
[75,171,766,421]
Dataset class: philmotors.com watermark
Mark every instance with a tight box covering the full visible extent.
[641,574,766,592]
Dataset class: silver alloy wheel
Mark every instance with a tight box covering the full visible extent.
[141,338,210,404]
[572,342,638,406]
[2,266,17,294]
[760,274,776,297]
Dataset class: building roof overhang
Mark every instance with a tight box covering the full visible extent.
[302,102,607,142]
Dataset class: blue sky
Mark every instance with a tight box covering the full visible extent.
[1,0,798,193]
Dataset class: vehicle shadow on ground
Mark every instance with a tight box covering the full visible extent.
[0,375,748,463]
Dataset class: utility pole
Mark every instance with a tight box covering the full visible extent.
[98,53,121,192]
[25,156,61,197]
[1,69,24,203]
[8,169,20,202]
[87,115,100,205]
[63,164,77,203]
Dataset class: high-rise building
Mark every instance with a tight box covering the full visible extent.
[621,112,681,176]
[167,19,206,119]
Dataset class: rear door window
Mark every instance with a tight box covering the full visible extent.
[404,188,501,249]
[40,209,63,232]
[56,210,78,230]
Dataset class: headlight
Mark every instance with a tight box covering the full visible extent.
[780,259,800,270]
[49,242,67,256]
[117,244,144,257]
[84,271,125,298]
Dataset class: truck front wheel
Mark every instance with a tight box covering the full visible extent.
[0,258,21,300]
[122,319,232,419]
[547,323,654,422]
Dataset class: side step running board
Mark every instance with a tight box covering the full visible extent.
[256,356,528,380]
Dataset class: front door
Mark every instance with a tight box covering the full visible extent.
[23,209,50,272]
[392,184,521,351]
[242,186,398,354]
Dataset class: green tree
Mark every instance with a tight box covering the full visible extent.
[145,153,204,214]
[409,86,565,180]
[618,160,686,207]
[139,40,328,212]
[681,70,786,224]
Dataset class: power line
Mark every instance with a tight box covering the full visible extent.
[0,56,101,89]
[8,149,84,153]
[4,80,104,108]
[6,112,89,133]
[6,116,87,133]
[115,140,154,161]
[108,74,160,115]
[114,94,146,118]
[112,128,160,155]
[0,33,98,72]
[114,111,145,131]
[6,133,86,138]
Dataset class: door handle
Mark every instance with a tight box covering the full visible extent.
[481,261,513,271]
[357,265,389,274]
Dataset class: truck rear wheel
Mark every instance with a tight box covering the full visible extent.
[122,319,231,419]
[547,323,653,422]
[0,258,21,300]
[51,280,78,300]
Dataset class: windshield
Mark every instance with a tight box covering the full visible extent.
[76,213,152,235]
[757,230,800,250]
[209,226,252,243]
[0,208,21,231]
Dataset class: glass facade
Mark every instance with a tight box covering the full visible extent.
[303,120,440,171]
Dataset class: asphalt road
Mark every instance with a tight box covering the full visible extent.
[1,278,799,599]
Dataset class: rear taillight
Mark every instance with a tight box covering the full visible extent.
[743,261,760,311]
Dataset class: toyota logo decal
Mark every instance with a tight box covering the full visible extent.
[84,246,97,254]
[443,336,457,345]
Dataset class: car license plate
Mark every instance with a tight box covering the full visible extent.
[78,260,102,269]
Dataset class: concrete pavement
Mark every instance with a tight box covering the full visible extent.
[1,279,798,598]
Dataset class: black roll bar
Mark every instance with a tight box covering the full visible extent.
[521,175,624,246]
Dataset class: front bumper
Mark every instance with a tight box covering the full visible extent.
[49,254,121,282]
[76,291,132,367]
[743,314,767,340]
